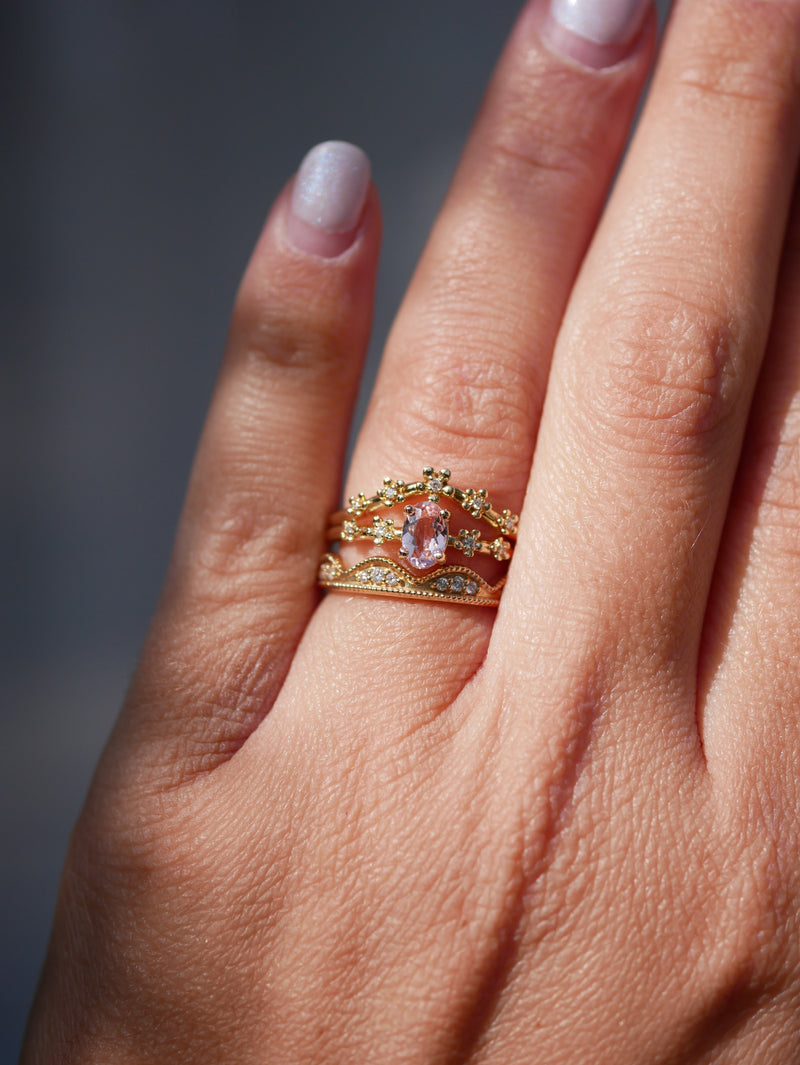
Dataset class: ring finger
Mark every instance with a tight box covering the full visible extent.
[297,0,657,705]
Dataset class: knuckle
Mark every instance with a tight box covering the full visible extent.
[382,341,531,465]
[483,108,592,197]
[674,2,800,112]
[584,292,746,461]
[157,606,296,768]
[231,265,357,375]
[478,31,641,203]
[191,504,306,586]
[70,780,192,904]
[235,323,346,375]
[480,75,599,203]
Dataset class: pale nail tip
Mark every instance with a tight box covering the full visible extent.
[291,140,371,235]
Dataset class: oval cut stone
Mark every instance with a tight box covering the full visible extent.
[401,501,449,570]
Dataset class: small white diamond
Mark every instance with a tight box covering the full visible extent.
[385,571,399,587]
[492,539,511,561]
[384,486,397,501]
[370,567,385,584]
[466,581,478,596]
[357,571,371,583]
[461,532,479,556]
[429,478,443,491]
[435,576,450,592]
[452,576,466,593]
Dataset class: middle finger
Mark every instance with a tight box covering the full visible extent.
[505,0,800,722]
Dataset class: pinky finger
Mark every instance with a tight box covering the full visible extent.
[114,141,380,784]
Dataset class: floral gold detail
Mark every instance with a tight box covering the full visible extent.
[326,520,512,564]
[330,468,519,537]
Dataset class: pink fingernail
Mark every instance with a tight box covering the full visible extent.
[543,0,650,67]
[288,140,371,258]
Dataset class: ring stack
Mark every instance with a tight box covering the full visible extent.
[318,467,517,606]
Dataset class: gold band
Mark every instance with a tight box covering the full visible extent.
[318,554,506,607]
[329,467,519,537]
[326,517,513,562]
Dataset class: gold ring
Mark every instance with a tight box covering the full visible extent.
[328,467,518,536]
[326,517,513,562]
[318,467,517,607]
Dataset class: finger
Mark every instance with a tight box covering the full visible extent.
[301,0,656,711]
[353,0,654,498]
[701,182,800,798]
[505,0,800,716]
[113,142,380,781]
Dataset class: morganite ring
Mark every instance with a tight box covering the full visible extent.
[319,467,518,607]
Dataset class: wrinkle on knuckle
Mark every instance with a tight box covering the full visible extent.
[134,605,295,778]
[583,292,745,460]
[674,2,800,113]
[481,58,611,199]
[72,783,197,904]
[193,507,304,584]
[483,125,590,201]
[384,346,531,461]
[230,277,350,374]
[239,325,345,374]
[175,617,289,732]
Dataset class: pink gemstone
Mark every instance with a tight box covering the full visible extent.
[401,501,449,570]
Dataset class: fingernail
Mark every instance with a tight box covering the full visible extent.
[543,0,650,67]
[288,140,371,258]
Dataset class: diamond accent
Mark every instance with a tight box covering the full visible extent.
[348,493,369,516]
[317,553,504,606]
[318,559,339,581]
[463,488,490,519]
[378,478,406,505]
[371,517,395,544]
[492,538,511,562]
[423,466,451,495]
[499,510,518,535]
[459,530,481,557]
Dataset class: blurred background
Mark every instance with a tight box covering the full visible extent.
[2,1,669,1058]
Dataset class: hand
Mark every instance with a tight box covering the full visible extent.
[21,1,800,1061]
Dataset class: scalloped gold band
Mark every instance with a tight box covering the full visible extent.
[317,555,506,607]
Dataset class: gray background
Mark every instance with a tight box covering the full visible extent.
[2,1,669,1058]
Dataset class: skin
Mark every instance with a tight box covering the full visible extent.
[21,0,800,1061]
